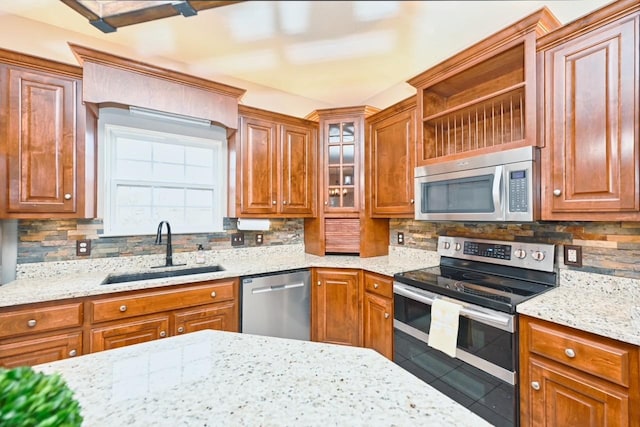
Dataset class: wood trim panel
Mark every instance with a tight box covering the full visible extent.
[69,44,245,130]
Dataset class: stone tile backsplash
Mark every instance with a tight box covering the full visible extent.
[17,218,303,264]
[389,219,640,280]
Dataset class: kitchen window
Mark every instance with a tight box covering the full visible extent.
[99,108,227,236]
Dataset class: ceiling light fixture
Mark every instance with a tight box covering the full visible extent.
[60,0,244,33]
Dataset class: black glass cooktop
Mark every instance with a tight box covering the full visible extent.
[394,257,556,314]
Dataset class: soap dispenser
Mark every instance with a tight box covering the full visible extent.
[196,244,205,264]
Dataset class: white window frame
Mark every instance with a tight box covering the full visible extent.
[98,108,227,237]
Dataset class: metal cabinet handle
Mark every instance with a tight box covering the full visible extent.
[119,305,127,312]
[553,189,562,196]
[374,283,379,289]
[531,381,540,390]
[410,199,414,204]
[210,291,217,298]
[272,200,277,205]
[565,348,576,358]
[282,201,287,205]
[64,193,72,200]
[317,281,322,286]
[324,201,328,205]
[27,319,37,328]
[69,349,77,357]
[177,326,185,334]
[159,331,167,338]
[384,313,390,319]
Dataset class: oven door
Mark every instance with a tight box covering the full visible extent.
[414,165,505,222]
[393,281,515,383]
[393,282,518,426]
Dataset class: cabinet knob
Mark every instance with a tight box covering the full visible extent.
[69,349,77,357]
[553,189,562,197]
[210,291,217,298]
[119,305,127,312]
[282,201,287,205]
[177,326,185,334]
[565,348,576,358]
[317,281,322,286]
[374,283,379,289]
[531,381,540,390]
[159,331,167,338]
[384,312,390,319]
[324,201,328,205]
[64,193,72,200]
[410,199,414,204]
[272,200,277,205]
[27,319,37,328]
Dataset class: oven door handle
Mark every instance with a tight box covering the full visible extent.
[393,283,512,328]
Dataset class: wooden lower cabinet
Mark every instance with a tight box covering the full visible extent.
[362,292,392,359]
[173,302,238,335]
[520,315,640,427]
[362,271,393,359]
[90,315,170,353]
[312,268,361,346]
[89,279,239,353]
[0,331,82,368]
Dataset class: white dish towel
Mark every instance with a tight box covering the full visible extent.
[428,298,463,357]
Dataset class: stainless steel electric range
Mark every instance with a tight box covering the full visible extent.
[393,236,556,427]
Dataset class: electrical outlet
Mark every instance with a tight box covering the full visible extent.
[397,232,404,245]
[255,233,264,245]
[76,239,91,256]
[564,245,582,267]
[231,232,245,247]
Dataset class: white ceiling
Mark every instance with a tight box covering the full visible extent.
[0,0,614,118]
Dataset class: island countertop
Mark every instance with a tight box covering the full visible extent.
[34,329,490,427]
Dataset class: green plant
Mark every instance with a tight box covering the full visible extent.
[0,366,83,427]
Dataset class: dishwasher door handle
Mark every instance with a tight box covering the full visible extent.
[251,282,306,294]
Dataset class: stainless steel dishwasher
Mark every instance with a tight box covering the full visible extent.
[241,269,310,341]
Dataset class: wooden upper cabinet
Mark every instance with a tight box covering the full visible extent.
[367,96,416,217]
[538,0,640,220]
[407,8,560,166]
[238,105,317,218]
[0,49,95,219]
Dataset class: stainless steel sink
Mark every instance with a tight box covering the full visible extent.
[101,265,225,285]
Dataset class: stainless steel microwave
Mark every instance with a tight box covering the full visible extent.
[415,147,539,222]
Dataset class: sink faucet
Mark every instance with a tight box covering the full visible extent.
[153,221,184,268]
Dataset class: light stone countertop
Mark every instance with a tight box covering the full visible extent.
[34,329,491,427]
[517,269,640,346]
[0,244,439,308]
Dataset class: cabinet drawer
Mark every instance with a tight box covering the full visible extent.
[0,303,83,339]
[91,280,236,323]
[526,320,631,387]
[0,331,82,368]
[364,272,393,298]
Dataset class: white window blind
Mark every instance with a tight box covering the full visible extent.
[99,108,226,236]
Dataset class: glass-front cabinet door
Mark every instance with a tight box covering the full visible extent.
[326,120,358,212]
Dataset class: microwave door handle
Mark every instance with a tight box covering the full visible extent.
[493,165,504,217]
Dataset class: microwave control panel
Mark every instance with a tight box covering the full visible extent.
[508,170,528,212]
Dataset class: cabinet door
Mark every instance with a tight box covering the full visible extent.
[280,122,315,216]
[324,119,360,213]
[173,301,238,335]
[240,115,278,215]
[369,106,416,217]
[543,17,639,218]
[313,269,360,346]
[5,67,78,214]
[362,291,393,360]
[90,315,169,353]
[525,357,629,427]
[0,331,82,368]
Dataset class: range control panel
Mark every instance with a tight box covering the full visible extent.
[438,236,555,272]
